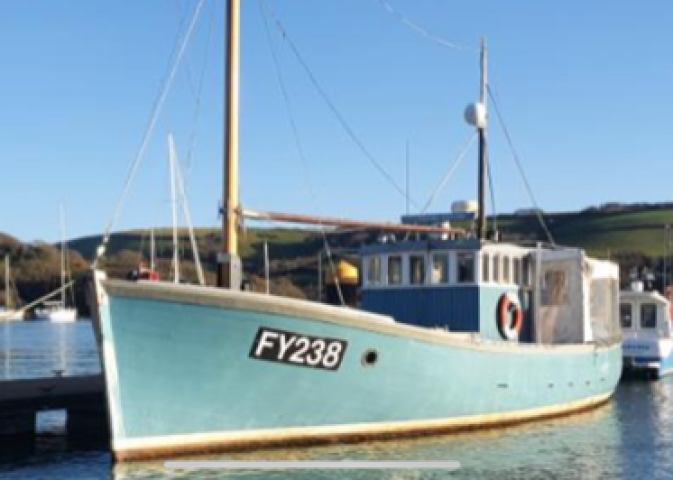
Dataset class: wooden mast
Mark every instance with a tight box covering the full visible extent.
[476,37,488,241]
[218,0,242,289]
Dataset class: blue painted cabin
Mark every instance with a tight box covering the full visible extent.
[360,237,620,345]
[360,238,535,342]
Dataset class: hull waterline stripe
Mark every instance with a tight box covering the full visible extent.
[113,392,611,461]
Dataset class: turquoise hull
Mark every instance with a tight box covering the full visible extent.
[95,279,622,460]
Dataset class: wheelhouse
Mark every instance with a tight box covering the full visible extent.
[360,237,620,345]
[620,290,672,337]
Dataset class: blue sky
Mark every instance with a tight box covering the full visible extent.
[1,0,672,243]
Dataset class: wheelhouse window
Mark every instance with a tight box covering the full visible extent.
[367,256,381,286]
[482,253,490,283]
[620,303,632,329]
[388,255,402,285]
[503,256,511,283]
[522,256,531,287]
[513,257,522,285]
[410,255,426,285]
[492,255,500,283]
[457,252,475,284]
[431,253,449,284]
[641,304,657,329]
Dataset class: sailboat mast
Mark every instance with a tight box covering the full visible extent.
[4,256,9,309]
[60,204,66,306]
[218,0,242,289]
[476,37,488,241]
[169,134,181,284]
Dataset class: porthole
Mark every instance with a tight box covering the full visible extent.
[362,349,379,367]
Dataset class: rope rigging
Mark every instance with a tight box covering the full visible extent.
[182,0,217,180]
[488,83,555,246]
[486,146,498,234]
[421,132,477,214]
[94,0,207,267]
[258,0,345,306]
[260,0,420,212]
[371,0,479,54]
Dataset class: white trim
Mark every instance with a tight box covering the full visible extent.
[92,270,125,440]
[102,279,620,356]
[103,339,125,439]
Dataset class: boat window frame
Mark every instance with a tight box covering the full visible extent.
[513,257,522,286]
[457,251,476,284]
[431,252,449,285]
[522,255,531,287]
[387,254,403,286]
[620,302,633,329]
[640,303,657,329]
[366,255,382,286]
[409,253,427,285]
[503,255,511,284]
[482,252,490,283]
[492,254,501,283]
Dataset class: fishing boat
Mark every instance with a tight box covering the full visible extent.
[0,256,23,321]
[36,205,77,322]
[91,1,622,461]
[621,277,673,378]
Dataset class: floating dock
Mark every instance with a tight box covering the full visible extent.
[0,374,107,437]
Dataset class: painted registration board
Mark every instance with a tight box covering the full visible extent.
[249,327,348,371]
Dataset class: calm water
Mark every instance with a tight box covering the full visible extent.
[1,322,672,479]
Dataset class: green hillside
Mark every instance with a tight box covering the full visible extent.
[68,227,351,301]
[0,233,90,315]
[4,204,673,317]
[67,206,673,293]
[496,208,673,257]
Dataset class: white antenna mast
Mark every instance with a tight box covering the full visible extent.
[150,227,156,272]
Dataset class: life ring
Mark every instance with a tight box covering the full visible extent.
[497,292,523,340]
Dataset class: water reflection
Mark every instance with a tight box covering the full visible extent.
[112,403,623,480]
[614,377,673,479]
[0,321,100,380]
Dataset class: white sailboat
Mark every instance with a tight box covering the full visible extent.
[36,205,77,322]
[0,256,23,321]
[621,275,673,378]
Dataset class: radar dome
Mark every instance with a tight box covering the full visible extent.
[464,102,487,129]
[452,200,478,214]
